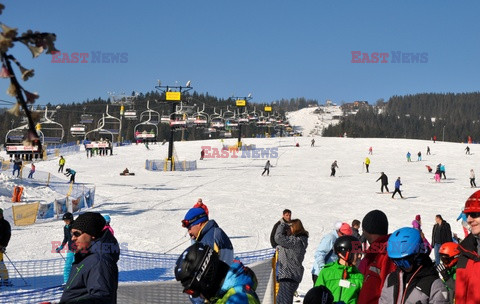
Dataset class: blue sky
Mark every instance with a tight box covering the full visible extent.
[2,1,480,106]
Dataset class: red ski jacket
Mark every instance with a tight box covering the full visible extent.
[456,234,480,304]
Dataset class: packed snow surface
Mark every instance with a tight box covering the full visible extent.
[0,129,474,294]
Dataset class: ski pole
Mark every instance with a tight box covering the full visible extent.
[4,252,28,286]
[58,251,66,261]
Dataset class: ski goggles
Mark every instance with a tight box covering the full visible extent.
[181,213,207,229]
[391,256,413,270]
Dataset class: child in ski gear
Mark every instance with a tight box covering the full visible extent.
[65,168,76,183]
[470,169,476,188]
[0,209,11,286]
[274,219,309,304]
[262,160,270,176]
[312,222,352,284]
[56,212,75,283]
[437,242,459,303]
[455,190,480,303]
[270,209,292,248]
[376,172,389,193]
[380,227,449,304]
[60,212,119,303]
[357,210,396,304]
[315,235,364,304]
[175,243,260,304]
[58,156,65,173]
[391,177,403,198]
[435,165,442,182]
[102,214,114,236]
[331,160,338,177]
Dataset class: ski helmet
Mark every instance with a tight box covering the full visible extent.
[103,214,111,224]
[304,285,334,304]
[465,190,480,213]
[62,212,73,221]
[439,242,460,268]
[387,227,424,259]
[175,243,229,299]
[334,235,361,264]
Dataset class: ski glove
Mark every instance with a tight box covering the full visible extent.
[436,263,449,282]
[55,245,64,253]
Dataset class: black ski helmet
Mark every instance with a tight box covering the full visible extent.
[62,212,73,221]
[174,243,229,299]
[334,235,361,264]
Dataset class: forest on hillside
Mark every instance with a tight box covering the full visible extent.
[323,92,480,143]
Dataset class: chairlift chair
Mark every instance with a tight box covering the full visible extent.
[80,114,94,124]
[169,103,187,129]
[139,100,160,125]
[38,107,64,144]
[193,104,209,128]
[97,105,121,136]
[134,108,158,142]
[210,108,225,129]
[5,125,44,159]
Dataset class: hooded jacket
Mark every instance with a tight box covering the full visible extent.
[455,233,480,304]
[60,229,120,304]
[357,234,396,304]
[196,220,234,265]
[211,259,260,304]
[274,222,308,282]
[311,230,339,276]
[379,256,448,304]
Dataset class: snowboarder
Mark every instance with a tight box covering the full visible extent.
[364,157,370,173]
[376,172,389,193]
[470,169,476,188]
[262,160,271,176]
[27,163,35,179]
[330,160,338,177]
[311,138,315,147]
[391,177,403,199]
[427,146,431,155]
[465,146,470,155]
[58,156,65,173]
[64,168,76,184]
[417,151,422,161]
[200,149,205,160]
[406,152,411,162]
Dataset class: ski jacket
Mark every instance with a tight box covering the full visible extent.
[59,158,65,166]
[431,221,452,245]
[196,220,234,265]
[379,258,449,304]
[274,222,308,282]
[456,211,467,222]
[357,235,396,304]
[395,179,402,189]
[365,158,370,165]
[470,171,475,179]
[376,174,388,185]
[412,220,421,230]
[264,161,270,169]
[440,165,445,172]
[315,261,364,304]
[211,259,260,304]
[60,229,120,304]
[455,233,480,304]
[0,218,11,248]
[312,230,338,275]
[61,222,75,251]
[331,162,338,169]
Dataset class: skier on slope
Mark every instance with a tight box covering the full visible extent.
[364,157,371,173]
[376,172,389,193]
[330,160,338,177]
[262,160,271,176]
[391,177,403,199]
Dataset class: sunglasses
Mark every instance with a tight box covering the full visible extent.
[181,213,207,229]
[72,231,84,237]
[467,212,480,218]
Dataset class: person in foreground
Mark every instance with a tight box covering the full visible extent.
[60,212,120,304]
[175,242,260,304]
[379,227,448,304]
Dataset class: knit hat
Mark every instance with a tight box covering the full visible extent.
[183,208,208,229]
[362,210,389,235]
[415,214,421,221]
[71,212,106,238]
[339,223,353,236]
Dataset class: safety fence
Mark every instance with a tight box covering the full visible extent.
[0,248,275,303]
[145,159,197,172]
[0,169,96,226]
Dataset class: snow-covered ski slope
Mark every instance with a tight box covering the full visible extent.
[0,124,476,295]
[286,105,343,136]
